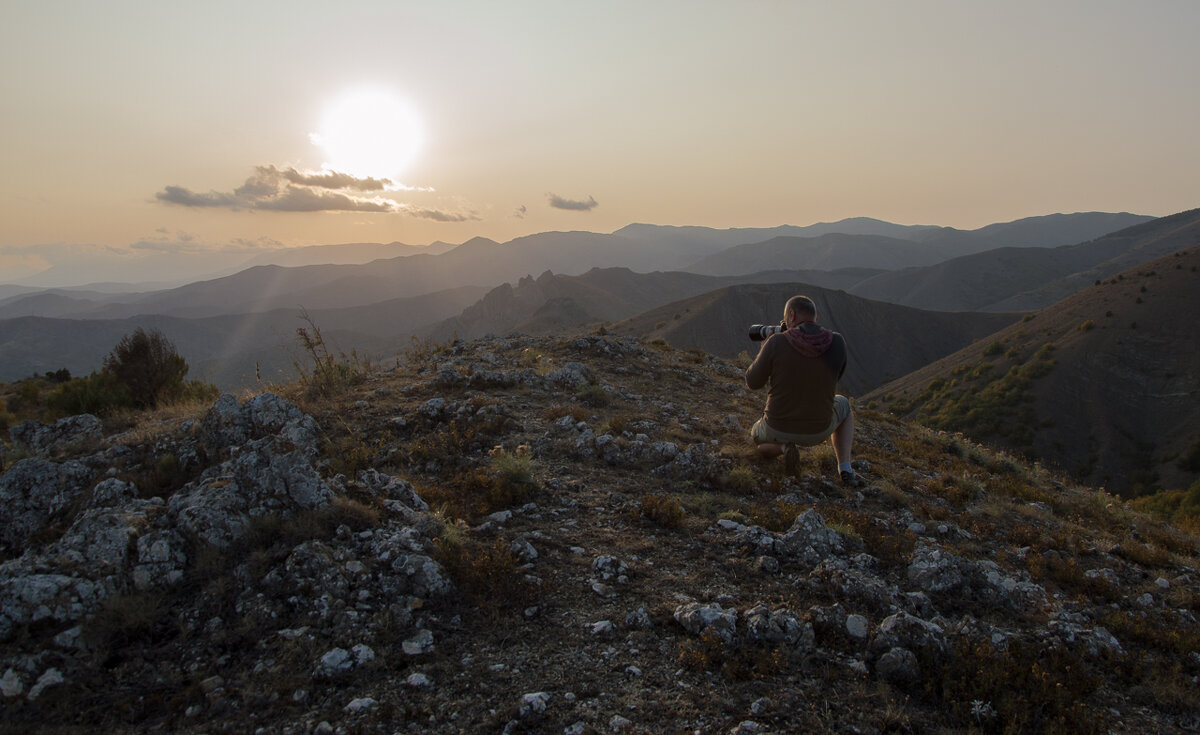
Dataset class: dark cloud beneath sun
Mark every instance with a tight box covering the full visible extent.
[156,165,395,213]
[154,165,462,221]
[547,193,598,212]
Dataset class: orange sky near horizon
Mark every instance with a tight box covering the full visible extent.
[1,0,1198,283]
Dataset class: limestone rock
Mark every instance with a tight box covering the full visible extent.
[674,602,738,643]
[0,458,94,553]
[9,414,102,456]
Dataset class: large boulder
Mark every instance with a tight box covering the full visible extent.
[0,459,94,554]
[169,439,333,548]
[780,509,846,566]
[674,602,738,643]
[9,415,103,457]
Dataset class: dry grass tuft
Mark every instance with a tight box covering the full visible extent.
[677,629,787,681]
[923,637,1108,735]
[433,537,535,612]
[638,494,685,528]
[84,591,168,649]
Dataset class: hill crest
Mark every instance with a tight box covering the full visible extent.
[867,244,1200,495]
[0,333,1197,733]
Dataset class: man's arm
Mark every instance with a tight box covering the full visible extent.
[745,337,774,390]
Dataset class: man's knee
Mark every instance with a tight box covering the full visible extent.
[833,395,853,426]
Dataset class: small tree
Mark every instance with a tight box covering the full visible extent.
[103,328,188,409]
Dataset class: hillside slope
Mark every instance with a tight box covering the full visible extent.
[612,283,1018,395]
[867,245,1200,495]
[1,334,1197,734]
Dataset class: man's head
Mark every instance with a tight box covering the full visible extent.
[784,295,817,328]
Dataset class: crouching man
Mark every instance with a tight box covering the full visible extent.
[745,295,859,486]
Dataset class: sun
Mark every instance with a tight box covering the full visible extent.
[310,86,424,181]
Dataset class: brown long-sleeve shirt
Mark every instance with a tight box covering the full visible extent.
[745,325,847,434]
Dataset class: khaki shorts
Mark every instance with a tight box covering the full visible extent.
[751,395,851,447]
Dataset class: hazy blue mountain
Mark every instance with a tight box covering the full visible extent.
[848,208,1200,311]
[686,212,1154,277]
[237,240,456,268]
[2,212,1152,321]
[0,286,486,388]
[613,217,942,266]
[685,233,968,275]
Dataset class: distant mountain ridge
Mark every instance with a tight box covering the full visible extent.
[684,212,1155,276]
[238,240,457,268]
[847,208,1200,311]
[2,211,1151,320]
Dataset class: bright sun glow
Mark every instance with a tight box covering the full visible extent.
[310,86,424,181]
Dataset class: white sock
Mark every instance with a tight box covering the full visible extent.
[838,461,852,473]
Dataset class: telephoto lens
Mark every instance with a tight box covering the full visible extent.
[748,324,783,341]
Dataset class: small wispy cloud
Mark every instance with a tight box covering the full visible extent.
[400,205,481,223]
[513,205,527,219]
[547,193,598,212]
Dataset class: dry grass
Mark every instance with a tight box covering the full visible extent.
[638,494,685,528]
[432,537,536,612]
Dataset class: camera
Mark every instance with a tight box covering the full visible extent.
[748,323,785,341]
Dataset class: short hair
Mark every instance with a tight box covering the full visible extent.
[785,295,817,320]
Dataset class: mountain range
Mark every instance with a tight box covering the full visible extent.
[2,208,1197,495]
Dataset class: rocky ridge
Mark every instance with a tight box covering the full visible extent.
[1,333,1198,734]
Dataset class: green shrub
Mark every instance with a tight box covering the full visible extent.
[45,371,132,418]
[576,384,610,408]
[104,328,189,409]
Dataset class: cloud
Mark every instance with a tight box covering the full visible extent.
[276,166,391,192]
[156,165,401,213]
[399,205,481,223]
[255,186,396,213]
[513,205,527,219]
[547,193,598,212]
[156,185,242,208]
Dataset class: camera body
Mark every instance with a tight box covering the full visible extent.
[748,323,785,341]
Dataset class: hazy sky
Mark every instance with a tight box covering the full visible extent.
[2,0,1198,282]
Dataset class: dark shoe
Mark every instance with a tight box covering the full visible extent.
[783,444,799,475]
[840,470,863,488]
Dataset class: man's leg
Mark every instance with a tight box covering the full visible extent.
[756,442,784,459]
[830,409,853,467]
[829,397,860,486]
